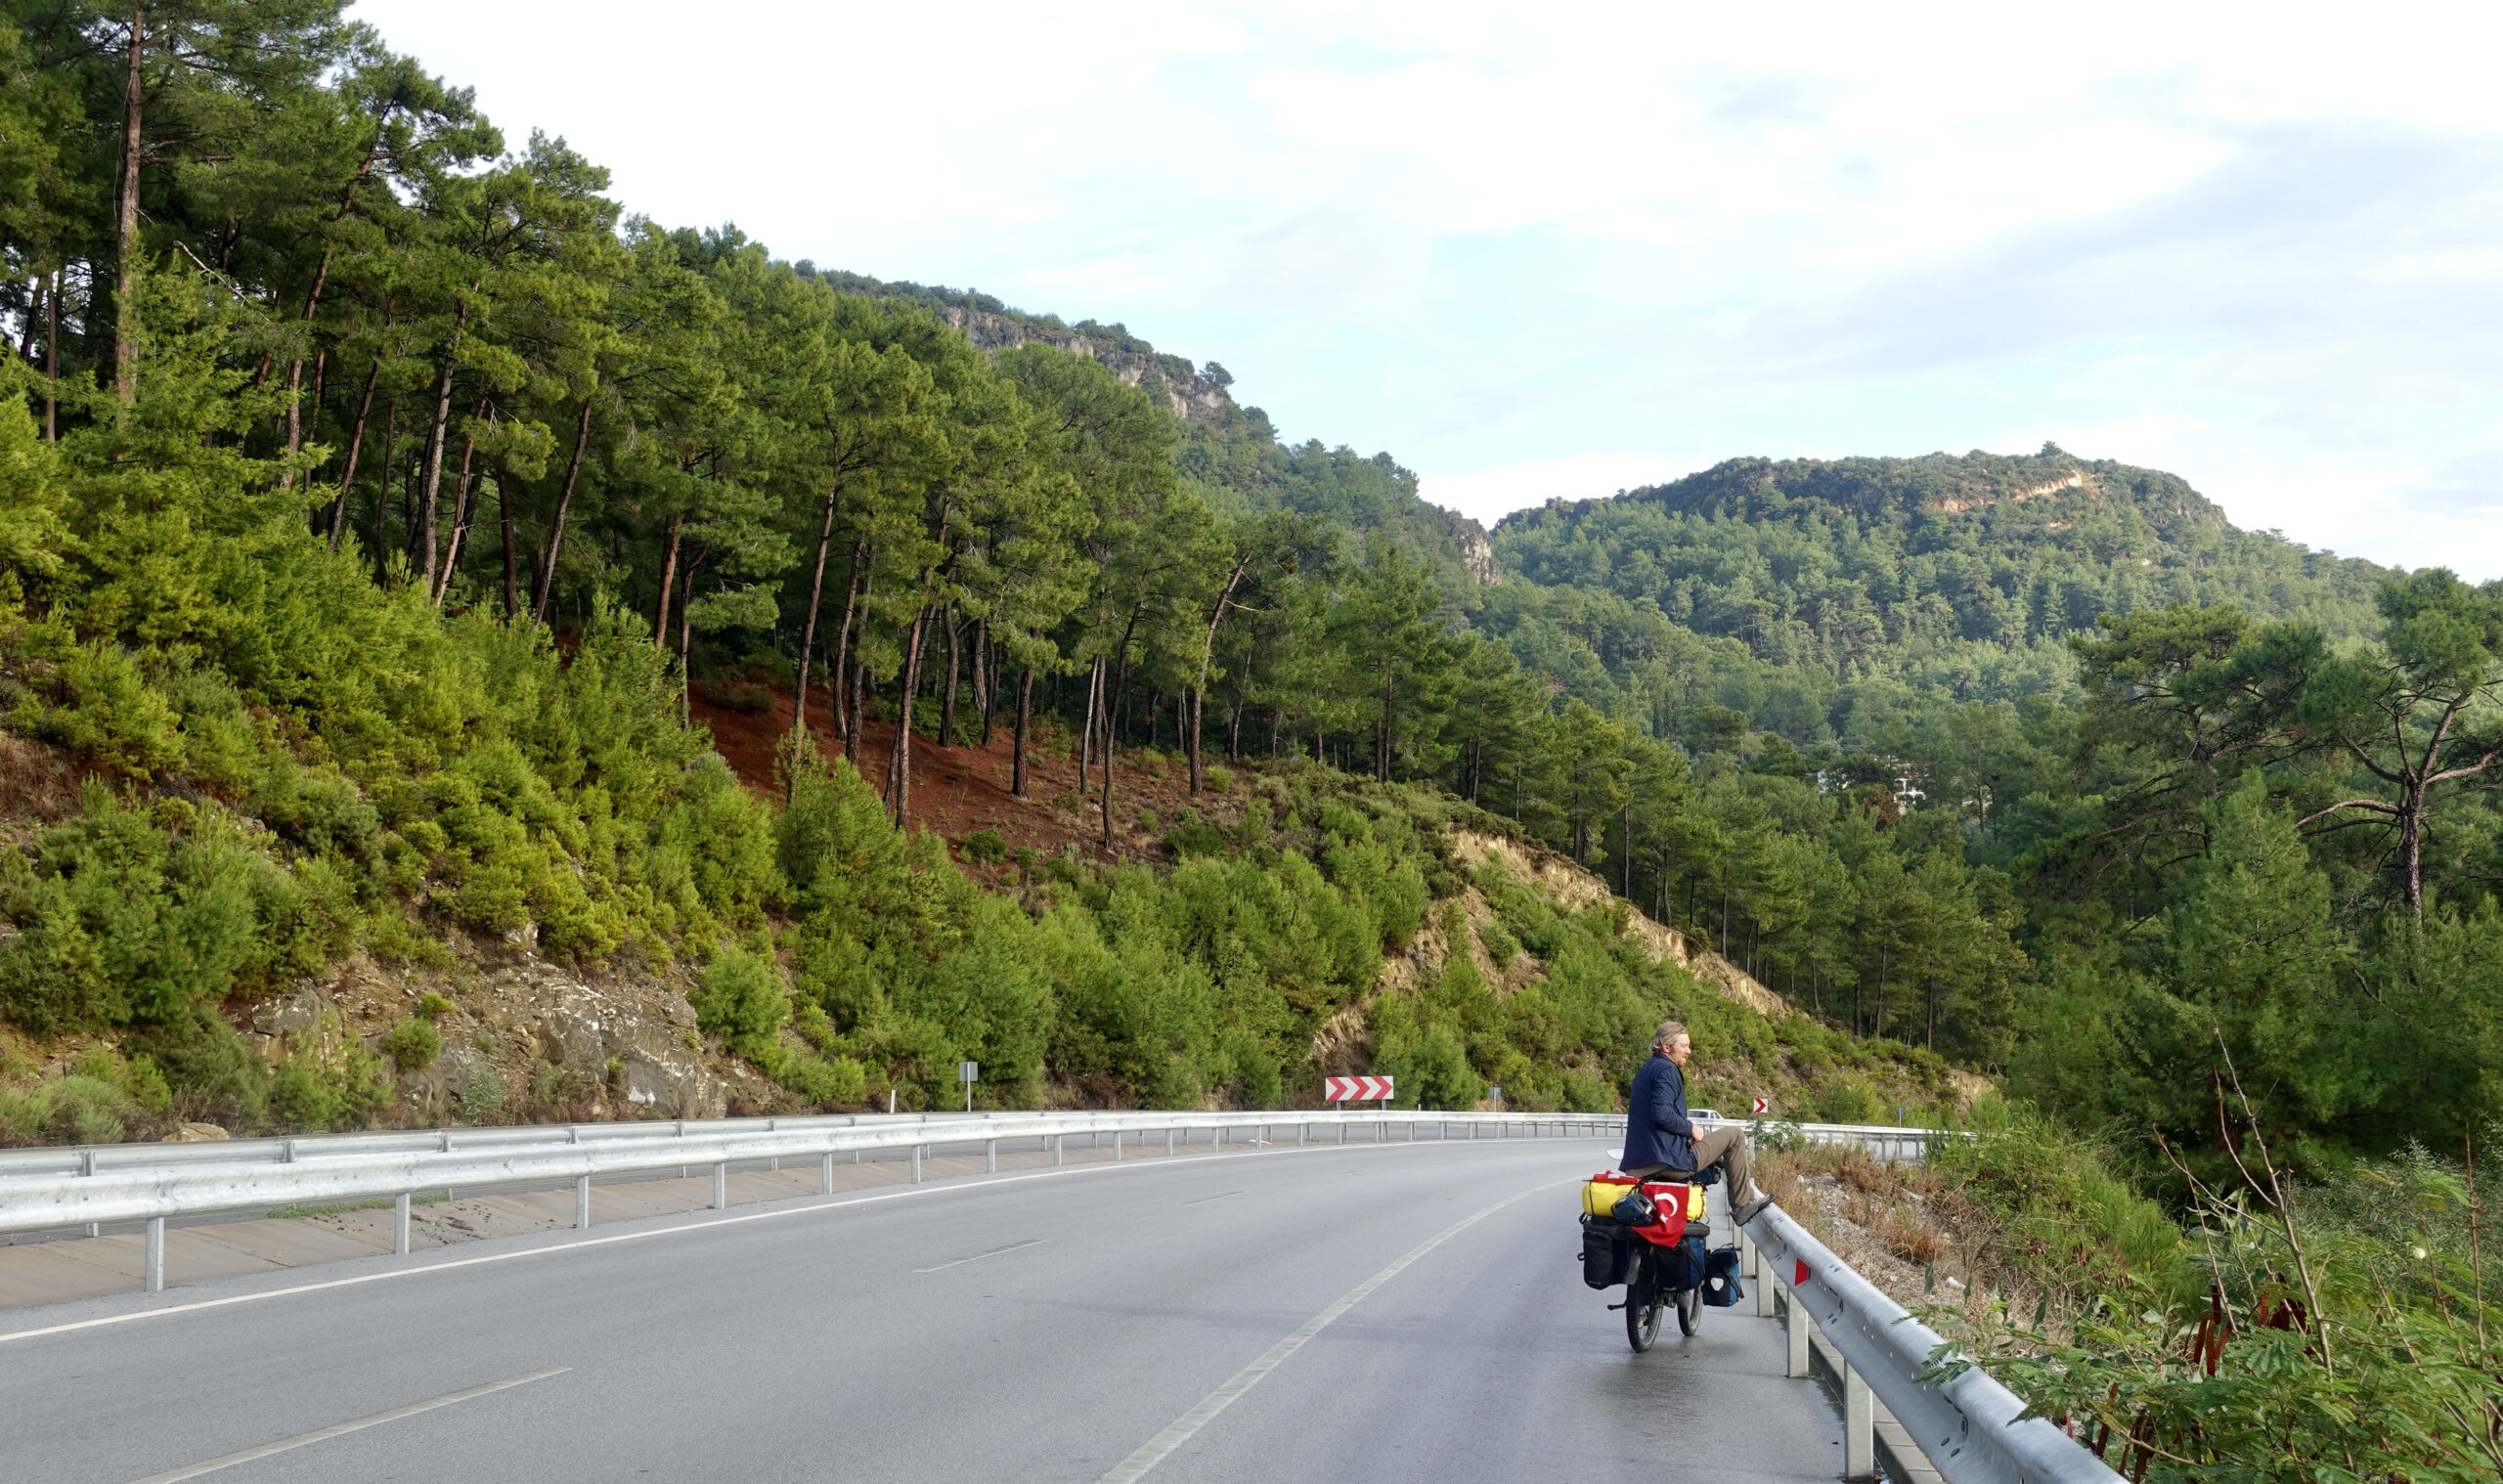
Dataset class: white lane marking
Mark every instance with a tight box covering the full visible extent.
[120,1367,568,1482]
[1094,1176,1570,1484]
[913,1239,1046,1274]
[1,1136,1599,1349]
[1181,1191,1243,1206]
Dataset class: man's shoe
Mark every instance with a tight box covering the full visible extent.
[1734,1191,1776,1226]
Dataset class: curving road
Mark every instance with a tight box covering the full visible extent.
[0,1135,1845,1483]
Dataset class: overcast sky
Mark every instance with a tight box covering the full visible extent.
[352,0,2503,578]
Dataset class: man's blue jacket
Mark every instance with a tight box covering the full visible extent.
[1622,1053,1695,1173]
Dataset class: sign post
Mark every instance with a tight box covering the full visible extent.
[959,1061,979,1113]
[1487,1084,1503,1112]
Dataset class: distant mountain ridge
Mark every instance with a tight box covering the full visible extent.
[1489,447,2393,689]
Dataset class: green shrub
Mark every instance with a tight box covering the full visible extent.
[379,1018,441,1071]
[1135,808,1160,834]
[10,639,186,776]
[693,678,773,715]
[455,1063,510,1122]
[1810,1071,1884,1124]
[1202,764,1232,792]
[1164,822,1226,857]
[416,992,456,1021]
[268,1017,392,1131]
[122,1001,268,1127]
[774,1051,867,1105]
[1477,920,1518,970]
[692,945,789,1059]
[956,828,1007,864]
[73,1046,172,1113]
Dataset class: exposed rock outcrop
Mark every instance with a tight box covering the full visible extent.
[938,307,1236,424]
[1440,509,1503,586]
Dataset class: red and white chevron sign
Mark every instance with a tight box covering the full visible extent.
[1751,1098,1770,1114]
[1324,1075,1394,1103]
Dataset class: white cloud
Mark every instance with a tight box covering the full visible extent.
[349,0,2503,580]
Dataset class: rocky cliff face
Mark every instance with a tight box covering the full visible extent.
[1440,510,1502,586]
[938,307,1238,425]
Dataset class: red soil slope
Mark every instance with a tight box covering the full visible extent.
[690,687,1252,867]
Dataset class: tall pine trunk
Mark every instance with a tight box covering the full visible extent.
[500,475,519,618]
[888,607,931,824]
[42,267,60,439]
[111,7,146,405]
[785,477,844,793]
[973,621,991,746]
[1012,669,1032,797]
[371,395,398,576]
[939,605,960,748]
[1077,656,1101,798]
[829,545,863,740]
[414,346,461,590]
[430,410,484,605]
[651,513,682,650]
[326,360,380,549]
[531,398,595,625]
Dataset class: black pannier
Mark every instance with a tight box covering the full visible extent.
[1579,1215,1635,1289]
[1701,1244,1745,1307]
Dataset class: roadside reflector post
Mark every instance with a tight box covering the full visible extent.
[986,1139,998,1174]
[1114,1132,1123,1160]
[1215,1126,1225,1152]
[911,1146,924,1183]
[1297,1123,1306,1147]
[1844,1362,1873,1478]
[1053,1135,1065,1167]
[144,1216,164,1293]
[394,1193,411,1255]
[713,1162,728,1210]
[575,1174,592,1230]
[821,1152,835,1193]
[1786,1278,1811,1377]
[1165,1128,1175,1157]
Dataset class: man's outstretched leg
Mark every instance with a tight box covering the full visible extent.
[1691,1125,1771,1224]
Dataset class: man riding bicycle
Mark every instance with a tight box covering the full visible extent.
[1622,1020,1773,1226]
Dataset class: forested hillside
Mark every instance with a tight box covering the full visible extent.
[0,0,2496,1222]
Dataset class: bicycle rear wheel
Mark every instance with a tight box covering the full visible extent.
[1676,1278,1702,1336]
[1625,1259,1666,1352]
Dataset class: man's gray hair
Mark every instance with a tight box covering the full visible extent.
[1653,1020,1688,1050]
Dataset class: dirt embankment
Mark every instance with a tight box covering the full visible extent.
[691,688,1258,868]
[1448,828,1791,1020]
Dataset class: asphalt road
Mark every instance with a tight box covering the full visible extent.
[1,1135,1845,1483]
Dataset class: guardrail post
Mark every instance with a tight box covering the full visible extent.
[1843,1361,1874,1479]
[144,1216,164,1293]
[575,1175,592,1230]
[1298,1123,1306,1146]
[713,1162,728,1210]
[1785,1276,1810,1378]
[822,1152,836,1193]
[394,1193,411,1255]
[1215,1126,1225,1152]
[1755,1238,1776,1318]
[986,1139,998,1174]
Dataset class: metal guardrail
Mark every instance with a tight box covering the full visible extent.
[0,1109,1614,1292]
[1744,1198,2122,1484]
